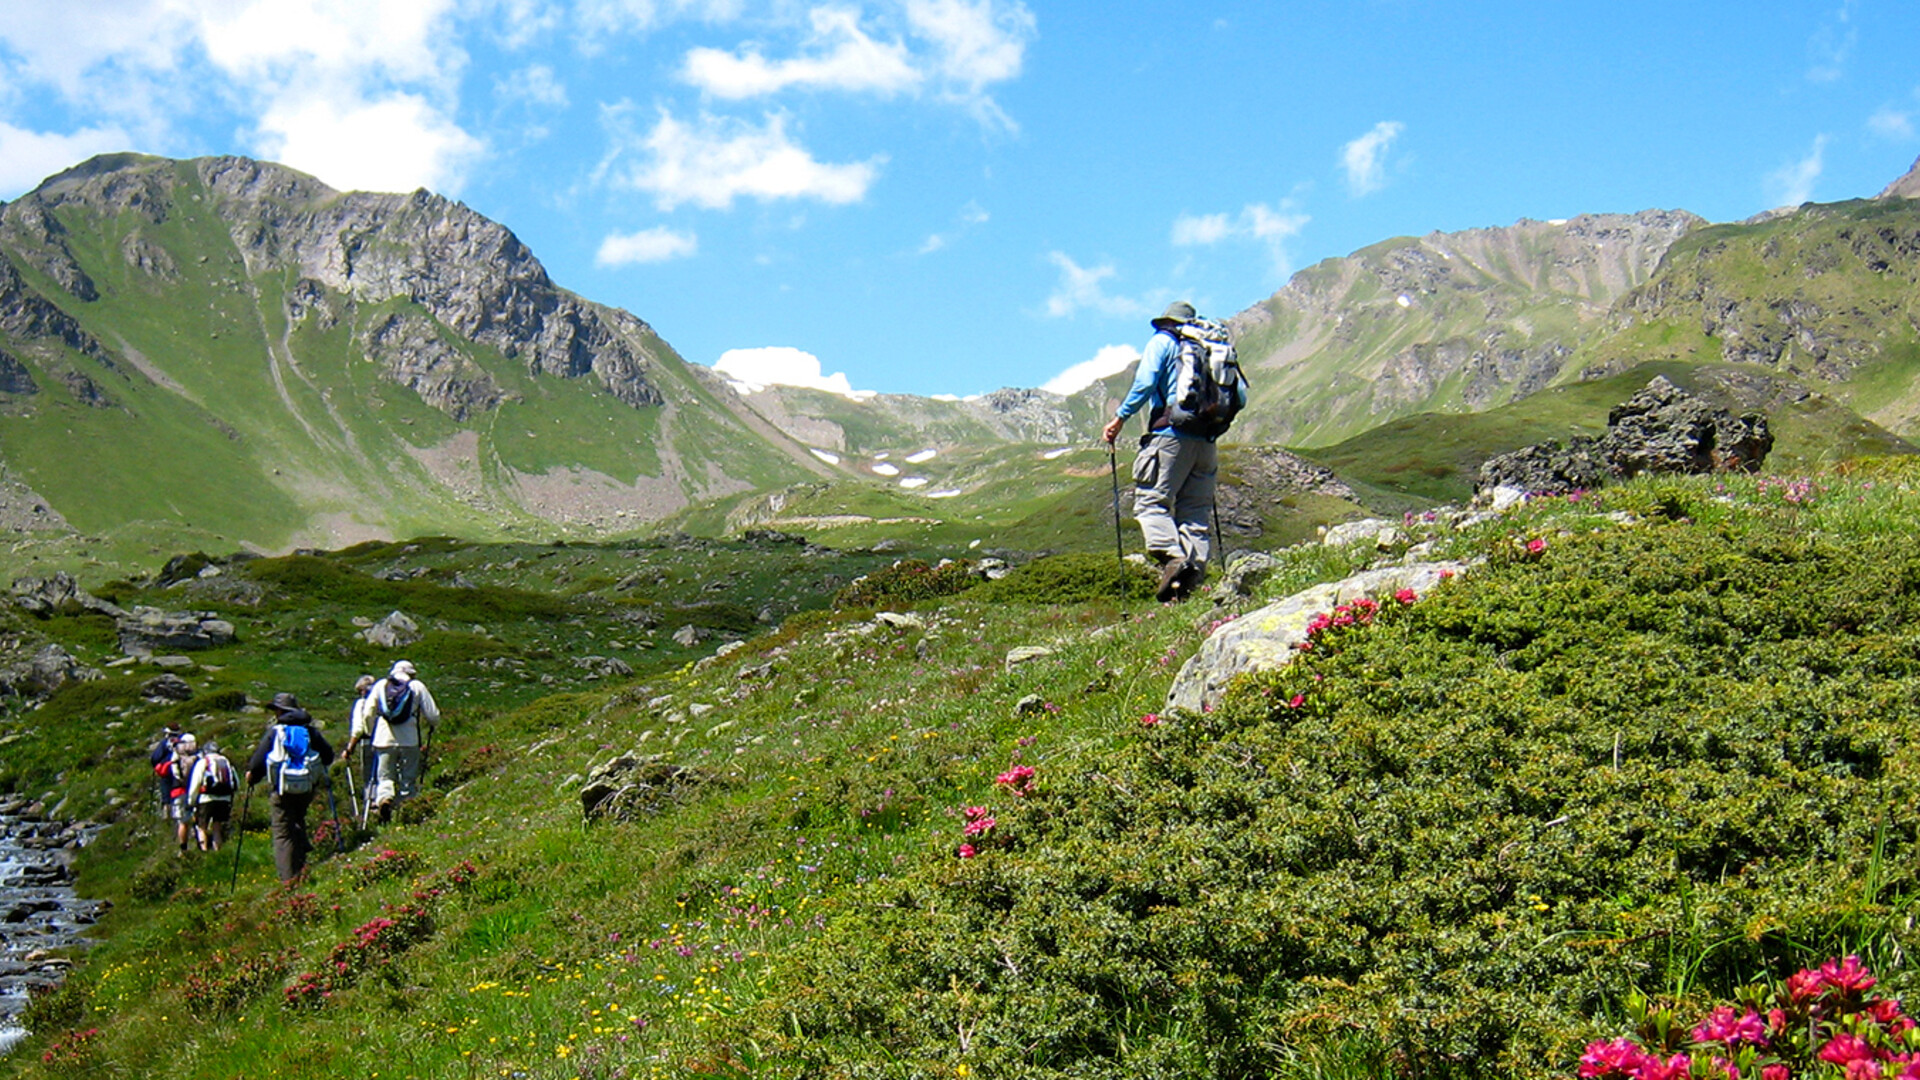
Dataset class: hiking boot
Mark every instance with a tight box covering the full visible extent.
[1156,557,1190,602]
[1177,561,1206,596]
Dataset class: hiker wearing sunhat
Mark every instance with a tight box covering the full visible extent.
[1102,300,1240,601]
[186,740,238,851]
[244,692,335,881]
[351,660,439,825]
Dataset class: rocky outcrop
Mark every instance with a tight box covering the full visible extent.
[579,754,720,823]
[0,644,104,698]
[116,606,236,657]
[363,313,506,420]
[1167,560,1469,714]
[1476,376,1771,494]
[0,350,37,396]
[357,611,421,649]
[10,572,125,618]
[1879,156,1920,200]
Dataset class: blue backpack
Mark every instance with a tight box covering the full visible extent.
[270,724,314,795]
[378,680,416,724]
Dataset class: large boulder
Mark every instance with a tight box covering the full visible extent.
[9,572,125,618]
[1476,376,1771,495]
[1,644,104,698]
[357,610,421,649]
[579,754,719,823]
[1166,561,1469,715]
[116,606,235,657]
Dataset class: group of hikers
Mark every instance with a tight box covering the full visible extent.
[147,660,440,882]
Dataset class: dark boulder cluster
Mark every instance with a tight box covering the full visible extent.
[579,754,722,824]
[1476,376,1773,495]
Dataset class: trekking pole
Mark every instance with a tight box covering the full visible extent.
[322,767,346,855]
[344,755,362,824]
[228,782,254,894]
[1107,444,1126,566]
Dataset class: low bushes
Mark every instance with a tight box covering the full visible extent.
[742,521,1920,1079]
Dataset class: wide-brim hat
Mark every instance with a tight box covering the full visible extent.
[268,692,300,713]
[1152,300,1197,328]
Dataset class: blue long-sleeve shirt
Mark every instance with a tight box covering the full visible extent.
[1116,329,1178,426]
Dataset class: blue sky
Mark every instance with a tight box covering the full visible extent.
[1,1,1917,399]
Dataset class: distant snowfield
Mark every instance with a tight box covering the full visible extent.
[1042,447,1072,460]
[872,462,900,476]
[899,477,929,489]
[808,448,841,464]
[926,489,963,498]
[904,449,938,464]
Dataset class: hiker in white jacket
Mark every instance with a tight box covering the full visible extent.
[344,660,439,824]
[185,743,237,851]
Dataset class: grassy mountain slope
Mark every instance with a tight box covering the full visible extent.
[0,155,834,560]
[1229,212,1702,448]
[1565,195,1920,435]
[7,467,1920,1079]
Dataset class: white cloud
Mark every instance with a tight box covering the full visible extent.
[919,199,989,253]
[1870,105,1916,142]
[1806,0,1856,84]
[1766,135,1828,208]
[576,0,746,39]
[1173,199,1310,279]
[1043,252,1150,319]
[606,106,883,210]
[497,64,569,108]
[0,0,486,197]
[0,121,134,199]
[1040,344,1140,395]
[596,226,698,266]
[254,91,485,194]
[714,346,866,396]
[904,0,1034,129]
[682,7,921,99]
[1341,120,1404,197]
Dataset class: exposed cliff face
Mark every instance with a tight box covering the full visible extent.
[1879,156,1920,200]
[1229,210,1704,446]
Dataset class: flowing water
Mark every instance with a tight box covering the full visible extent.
[0,807,107,1053]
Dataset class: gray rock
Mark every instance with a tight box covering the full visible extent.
[1014,694,1047,717]
[1167,560,1470,715]
[357,610,421,649]
[10,572,125,618]
[1323,519,1402,549]
[874,611,925,631]
[1004,646,1054,670]
[140,674,194,701]
[1217,551,1281,598]
[116,606,235,657]
[579,753,720,823]
[672,625,703,647]
[2,644,103,698]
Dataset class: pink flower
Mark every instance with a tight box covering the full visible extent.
[1788,969,1826,1004]
[1759,1066,1790,1080]
[1845,1061,1885,1080]
[1869,998,1912,1032]
[995,765,1036,796]
[963,815,996,838]
[1579,1038,1648,1079]
[1692,1006,1769,1048]
[1139,713,1160,727]
[1526,537,1548,554]
[957,844,976,859]
[1821,955,1878,997]
[1637,1052,1694,1080]
[1286,694,1306,709]
[1393,588,1418,605]
[1820,1033,1881,1067]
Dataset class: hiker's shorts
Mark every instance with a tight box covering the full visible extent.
[194,800,231,828]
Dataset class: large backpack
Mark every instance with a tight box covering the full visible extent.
[201,754,236,800]
[378,680,416,726]
[268,724,314,796]
[1162,318,1248,439]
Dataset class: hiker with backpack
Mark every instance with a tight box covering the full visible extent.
[345,660,438,825]
[243,693,336,882]
[1101,300,1249,602]
[148,722,184,819]
[186,741,238,851]
[157,732,201,856]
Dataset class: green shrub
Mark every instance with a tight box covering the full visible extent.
[743,524,1920,1079]
[970,551,1155,604]
[835,558,979,609]
[128,859,182,903]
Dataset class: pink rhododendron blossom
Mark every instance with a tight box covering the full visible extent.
[1788,969,1826,1004]
[1820,1033,1880,1067]
[1393,588,1418,604]
[963,815,996,838]
[1579,1037,1648,1078]
[995,764,1036,796]
[1869,998,1913,1031]
[1760,1065,1790,1080]
[1527,537,1548,554]
[1286,694,1306,709]
[1822,955,1878,996]
[1139,713,1160,727]
[1693,1006,1769,1048]
[957,844,976,858]
[1637,1052,1694,1080]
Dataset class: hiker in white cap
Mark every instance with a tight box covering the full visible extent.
[345,660,439,825]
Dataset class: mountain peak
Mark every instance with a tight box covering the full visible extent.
[1878,156,1920,200]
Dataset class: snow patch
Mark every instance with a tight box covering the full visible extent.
[808,448,841,464]
[898,477,929,489]
[926,489,963,498]
[872,462,900,476]
[1041,447,1072,460]
[905,449,937,464]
